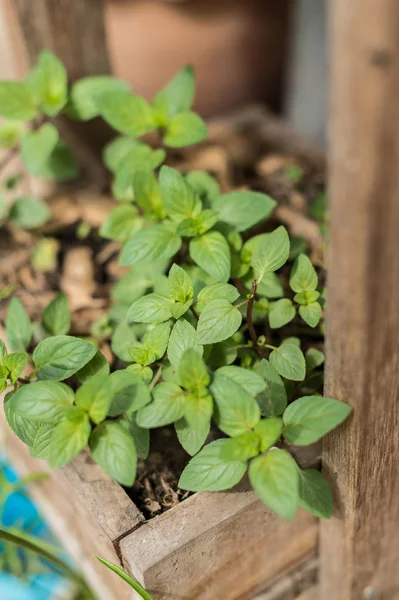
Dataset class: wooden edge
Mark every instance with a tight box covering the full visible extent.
[120,481,318,599]
[252,558,318,600]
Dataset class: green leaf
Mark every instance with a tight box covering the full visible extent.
[136,382,186,428]
[251,226,290,282]
[254,359,287,417]
[108,370,151,415]
[0,120,25,148]
[253,272,284,299]
[30,422,55,459]
[90,421,137,486]
[299,302,322,328]
[167,318,203,370]
[127,293,173,323]
[112,145,165,201]
[269,344,306,382]
[249,449,298,520]
[133,171,165,219]
[290,254,318,293]
[76,350,110,383]
[216,366,266,396]
[159,166,201,222]
[9,196,50,229]
[179,348,210,393]
[0,82,37,120]
[37,141,79,182]
[210,373,260,437]
[212,191,276,232]
[120,223,181,266]
[97,91,155,137]
[42,293,71,336]
[196,299,242,345]
[254,418,283,452]
[153,65,194,123]
[269,299,296,329]
[33,335,97,381]
[0,339,7,360]
[129,346,156,367]
[96,556,153,600]
[305,348,325,373]
[21,124,59,176]
[119,413,150,459]
[9,381,74,422]
[179,439,247,492]
[28,50,67,115]
[103,136,141,172]
[70,76,130,120]
[175,416,210,456]
[2,352,28,384]
[4,393,41,445]
[283,395,352,445]
[196,283,239,313]
[75,374,113,424]
[169,299,192,320]
[189,231,231,282]
[6,297,32,352]
[185,170,220,203]
[111,320,138,362]
[164,111,207,147]
[219,431,260,461]
[48,409,91,468]
[100,205,142,243]
[168,264,194,303]
[298,469,333,519]
[142,322,171,359]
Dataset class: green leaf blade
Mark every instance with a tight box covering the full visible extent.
[196,299,242,345]
[33,335,97,381]
[189,231,231,283]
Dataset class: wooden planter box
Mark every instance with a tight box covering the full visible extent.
[0,108,323,600]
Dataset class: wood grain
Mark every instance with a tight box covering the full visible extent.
[320,0,399,598]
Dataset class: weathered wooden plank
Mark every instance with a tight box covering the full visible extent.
[120,481,318,600]
[320,0,399,598]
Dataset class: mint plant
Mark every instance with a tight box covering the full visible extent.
[0,51,350,522]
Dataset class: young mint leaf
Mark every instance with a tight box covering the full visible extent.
[189,231,231,282]
[76,350,110,384]
[48,409,91,468]
[164,111,207,148]
[108,370,151,415]
[290,254,318,293]
[254,359,287,417]
[249,449,298,520]
[111,264,161,305]
[70,76,130,120]
[305,348,325,373]
[251,226,290,282]
[152,65,194,123]
[120,223,181,266]
[251,272,284,299]
[21,124,59,176]
[219,431,260,461]
[6,297,32,352]
[216,366,266,396]
[0,339,7,360]
[210,373,260,437]
[127,293,173,323]
[136,382,186,428]
[196,283,239,313]
[159,166,201,222]
[185,170,220,204]
[294,290,320,305]
[112,145,165,201]
[167,319,203,370]
[103,136,141,173]
[28,50,67,116]
[4,394,42,446]
[129,346,156,367]
[175,415,210,456]
[142,322,171,359]
[299,302,322,328]
[111,320,138,362]
[127,364,153,384]
[75,374,113,424]
[196,299,242,345]
[97,91,155,137]
[168,264,194,303]
[212,191,276,232]
[254,418,283,452]
[2,352,28,384]
[9,381,74,422]
[283,395,352,445]
[37,141,79,182]
[119,413,150,459]
[179,439,247,492]
[42,293,71,336]
[179,348,210,393]
[133,171,165,219]
[100,205,142,243]
[169,299,192,320]
[33,335,97,381]
[0,120,25,148]
[0,82,37,120]
[90,421,137,486]
[9,196,50,230]
[298,469,333,519]
[268,299,296,329]
[269,344,306,381]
